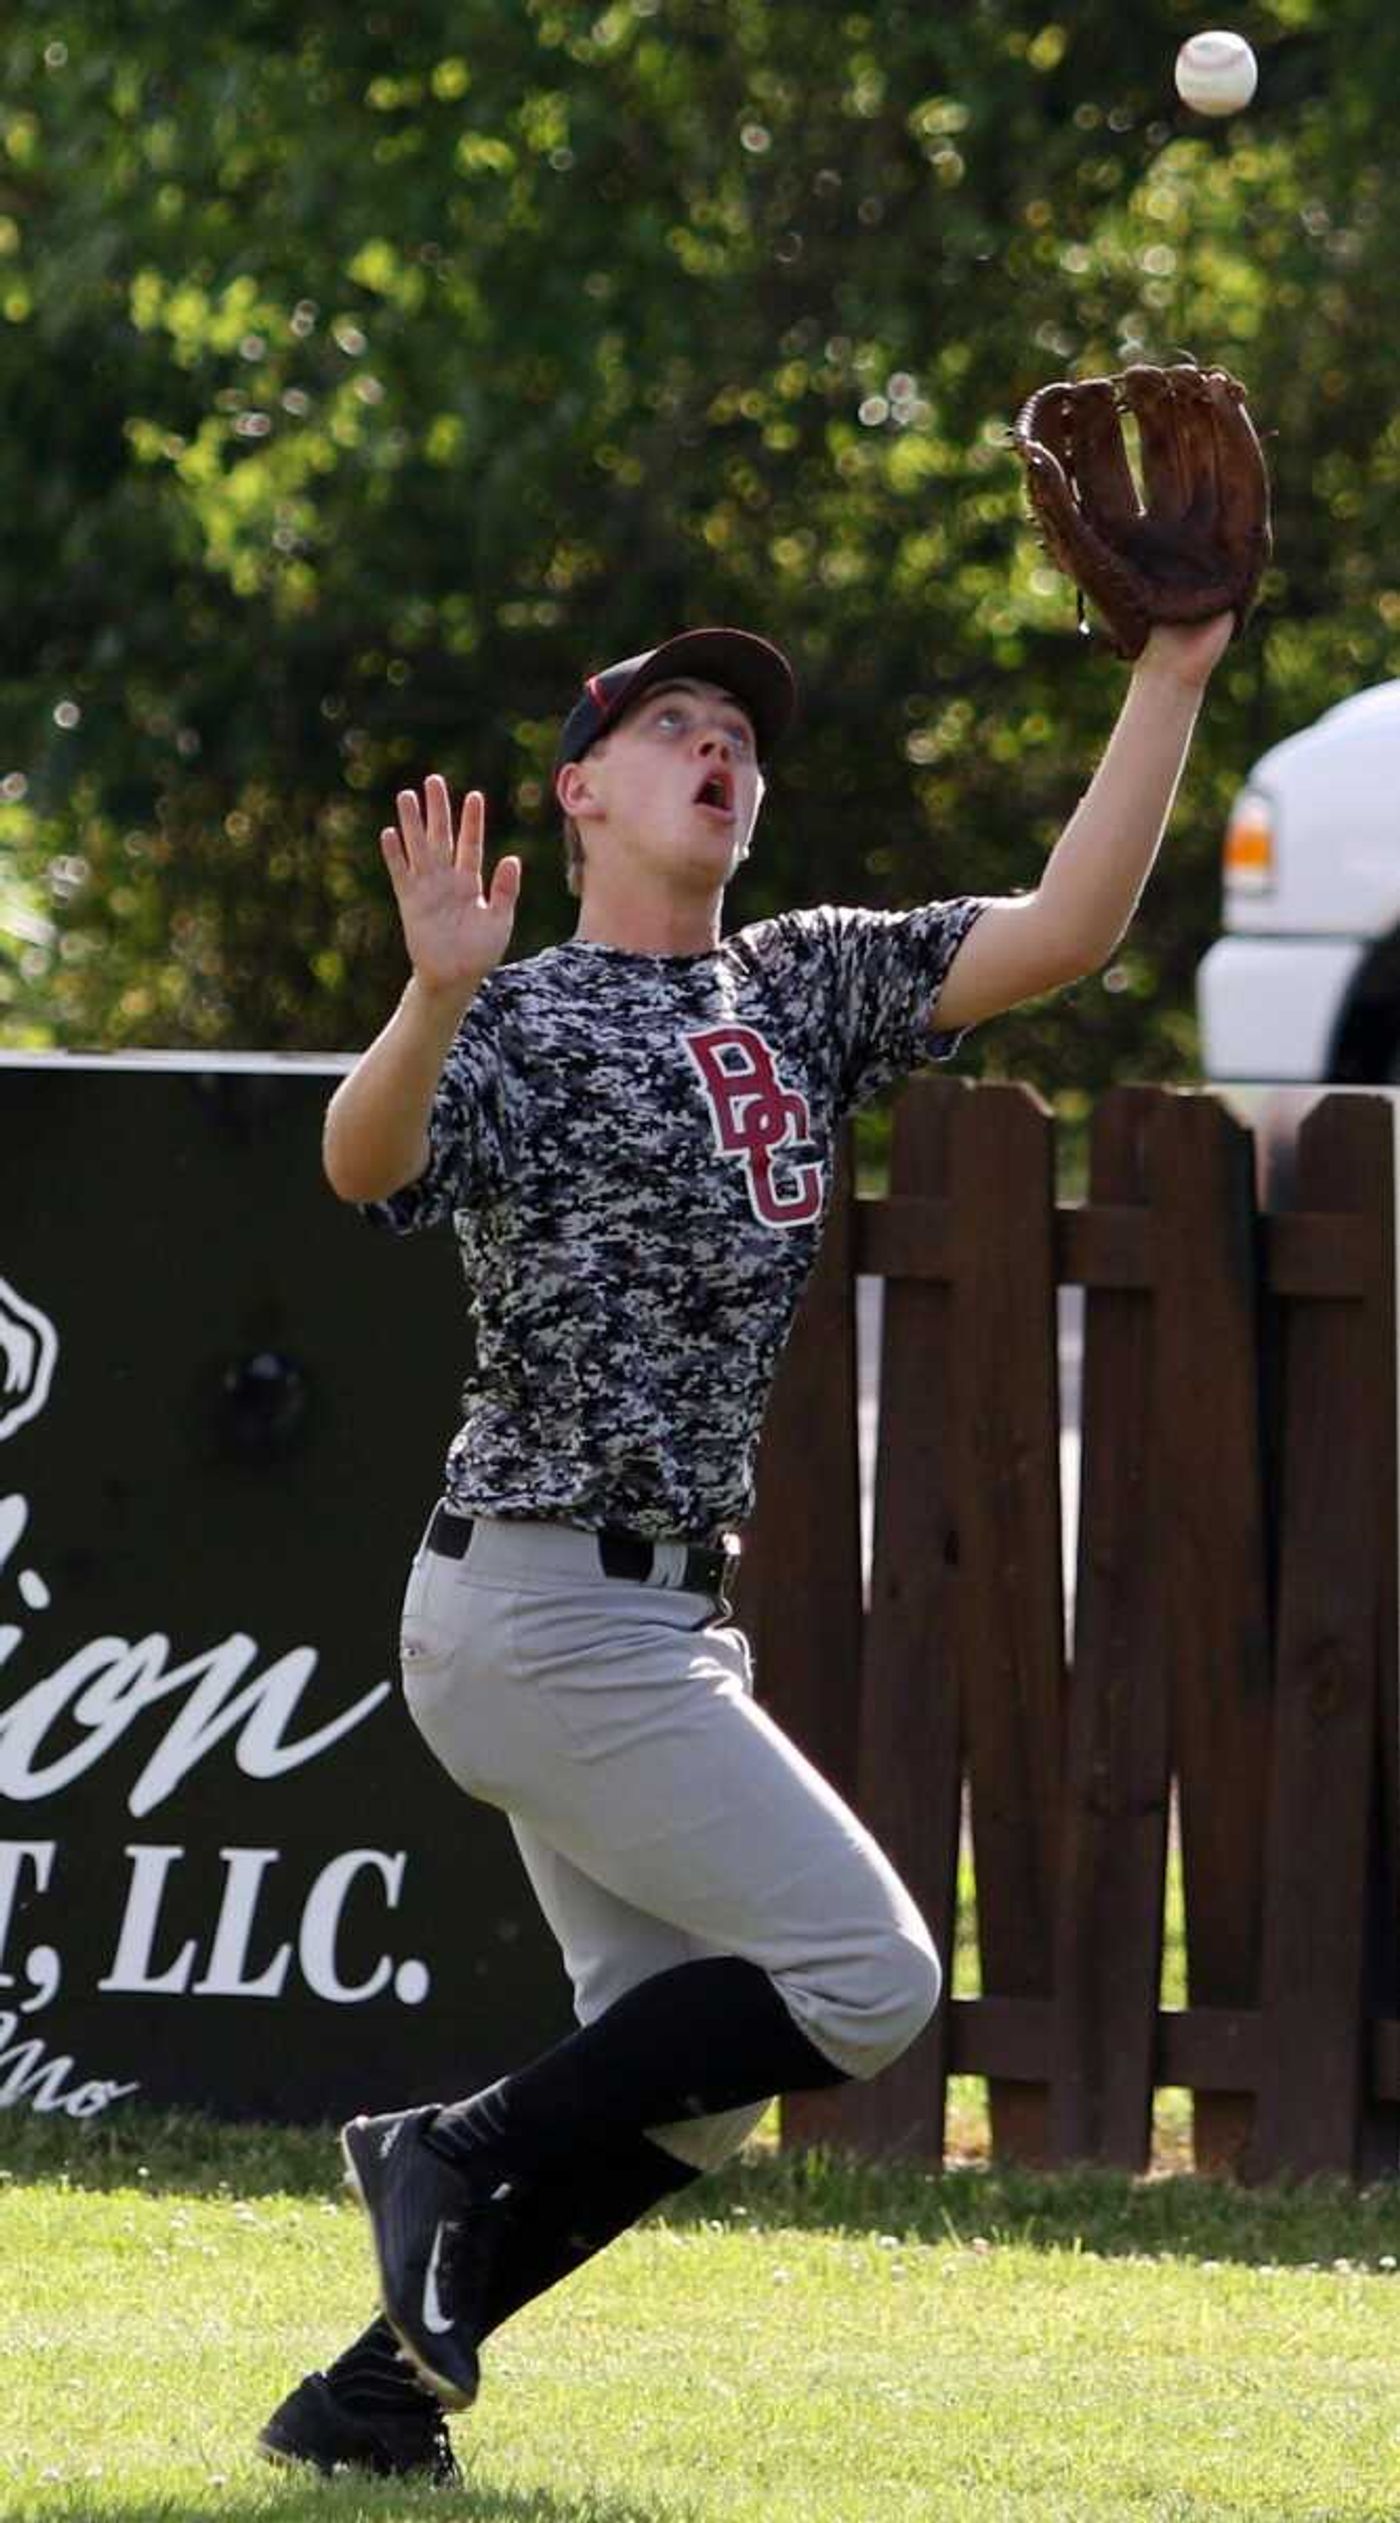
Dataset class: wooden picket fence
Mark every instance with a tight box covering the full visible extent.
[735,1079,1400,2182]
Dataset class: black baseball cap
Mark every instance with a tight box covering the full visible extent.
[554,627,796,771]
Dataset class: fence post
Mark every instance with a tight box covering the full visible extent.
[947,1083,1064,2164]
[739,1131,863,1802]
[1151,1092,1272,2174]
[799,1075,967,2162]
[1249,1094,1395,2180]
[1049,1086,1169,2169]
[740,1134,867,2161]
[1366,1095,1400,2181]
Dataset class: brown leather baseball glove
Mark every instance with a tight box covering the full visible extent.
[1013,361,1271,658]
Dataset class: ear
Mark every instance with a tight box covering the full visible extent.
[556,759,599,820]
[734,772,765,860]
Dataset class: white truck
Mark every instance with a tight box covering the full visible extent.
[1196,680,1400,1084]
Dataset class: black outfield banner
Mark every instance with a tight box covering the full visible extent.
[0,1053,572,2126]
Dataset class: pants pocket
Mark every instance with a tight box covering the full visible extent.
[399,1551,458,1685]
[398,1566,519,1809]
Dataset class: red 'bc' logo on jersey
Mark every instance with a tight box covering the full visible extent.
[684,1025,826,1230]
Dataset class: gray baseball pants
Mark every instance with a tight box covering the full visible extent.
[399,1514,940,2172]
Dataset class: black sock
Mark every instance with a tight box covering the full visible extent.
[477,2131,702,2334]
[323,2132,700,2408]
[428,1955,847,2180]
[325,2318,441,2418]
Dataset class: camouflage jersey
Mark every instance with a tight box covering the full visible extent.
[367,900,986,1545]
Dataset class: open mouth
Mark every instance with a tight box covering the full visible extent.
[693,767,735,818]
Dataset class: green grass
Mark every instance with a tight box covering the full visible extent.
[4,2114,1400,2522]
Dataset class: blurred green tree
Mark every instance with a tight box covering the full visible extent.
[0,0,1391,1096]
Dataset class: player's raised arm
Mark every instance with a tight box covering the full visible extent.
[937,358,1270,1035]
[323,776,521,1202]
[934,614,1229,1032]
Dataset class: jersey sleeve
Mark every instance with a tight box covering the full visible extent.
[358,987,510,1236]
[811,899,990,1109]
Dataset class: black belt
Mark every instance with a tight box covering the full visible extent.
[425,1506,735,1604]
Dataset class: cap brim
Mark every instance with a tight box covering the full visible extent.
[557,628,796,768]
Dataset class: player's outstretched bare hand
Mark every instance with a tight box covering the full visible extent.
[381,776,521,1002]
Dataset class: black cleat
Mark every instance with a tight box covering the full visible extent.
[340,2105,519,2410]
[256,2369,461,2484]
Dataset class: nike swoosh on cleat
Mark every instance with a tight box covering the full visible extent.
[422,2220,455,2335]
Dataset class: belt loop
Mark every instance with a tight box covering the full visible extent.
[598,1530,654,1584]
[656,1538,688,1590]
[427,1505,475,1561]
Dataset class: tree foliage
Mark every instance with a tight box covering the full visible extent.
[0,0,1392,1093]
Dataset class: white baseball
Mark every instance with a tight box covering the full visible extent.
[1174,30,1258,116]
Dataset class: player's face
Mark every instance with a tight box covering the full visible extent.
[573,679,765,890]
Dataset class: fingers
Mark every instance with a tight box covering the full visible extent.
[381,792,512,913]
[1122,365,1190,525]
[394,783,426,866]
[1070,381,1140,537]
[379,777,488,902]
[423,773,454,861]
[1206,372,1272,583]
[391,774,480,870]
[489,853,523,915]
[1169,368,1224,538]
[455,786,485,870]
[421,772,454,862]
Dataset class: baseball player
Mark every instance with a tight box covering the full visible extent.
[259,608,1234,2484]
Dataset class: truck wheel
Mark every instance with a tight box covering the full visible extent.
[1328,927,1400,1084]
